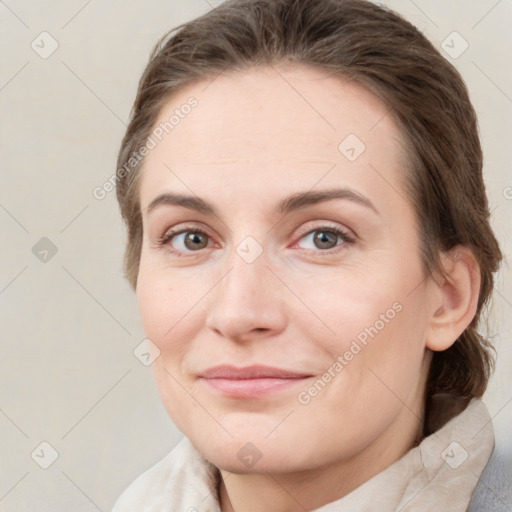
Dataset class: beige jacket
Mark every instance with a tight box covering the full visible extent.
[112,398,494,511]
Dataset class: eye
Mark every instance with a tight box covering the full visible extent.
[295,225,354,252]
[157,228,212,254]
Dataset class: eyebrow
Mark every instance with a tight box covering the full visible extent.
[145,187,378,217]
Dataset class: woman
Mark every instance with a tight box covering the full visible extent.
[112,0,503,510]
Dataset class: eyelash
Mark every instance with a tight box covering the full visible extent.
[155,224,355,257]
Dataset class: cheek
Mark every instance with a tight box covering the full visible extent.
[137,269,202,428]
[136,261,214,416]
[289,264,404,347]
[365,295,430,390]
[136,277,171,345]
[295,257,428,387]
[136,259,203,346]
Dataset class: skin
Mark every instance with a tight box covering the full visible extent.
[135,63,480,512]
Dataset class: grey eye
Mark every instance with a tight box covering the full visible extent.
[298,228,347,251]
[174,231,210,251]
[312,231,339,249]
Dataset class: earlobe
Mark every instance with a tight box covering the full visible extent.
[425,246,481,352]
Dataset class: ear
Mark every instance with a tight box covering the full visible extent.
[425,246,481,352]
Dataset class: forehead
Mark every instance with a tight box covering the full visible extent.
[139,63,409,213]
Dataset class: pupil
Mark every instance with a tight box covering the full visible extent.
[315,231,337,249]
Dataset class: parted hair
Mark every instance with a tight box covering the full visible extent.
[115,0,502,430]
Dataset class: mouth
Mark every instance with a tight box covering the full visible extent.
[198,365,313,399]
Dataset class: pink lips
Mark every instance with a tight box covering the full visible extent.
[199,365,312,399]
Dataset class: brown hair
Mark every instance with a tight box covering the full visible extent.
[115,0,502,426]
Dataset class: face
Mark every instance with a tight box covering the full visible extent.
[136,64,436,474]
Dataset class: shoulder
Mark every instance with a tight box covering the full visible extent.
[112,437,221,512]
[467,440,512,512]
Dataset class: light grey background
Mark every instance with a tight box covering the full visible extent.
[0,0,511,510]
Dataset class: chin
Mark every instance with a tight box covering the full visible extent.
[189,432,310,475]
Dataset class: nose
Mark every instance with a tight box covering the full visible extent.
[204,251,287,342]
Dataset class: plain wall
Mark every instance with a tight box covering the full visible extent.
[0,0,511,510]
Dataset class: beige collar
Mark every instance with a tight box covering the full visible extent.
[314,398,494,511]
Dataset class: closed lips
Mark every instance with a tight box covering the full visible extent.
[199,365,312,379]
